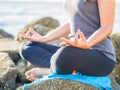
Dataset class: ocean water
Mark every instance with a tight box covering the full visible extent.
[0,0,119,37]
[0,0,67,36]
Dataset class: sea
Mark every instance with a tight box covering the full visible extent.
[0,0,119,37]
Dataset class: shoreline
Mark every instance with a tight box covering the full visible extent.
[0,1,119,36]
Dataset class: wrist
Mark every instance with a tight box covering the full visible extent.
[83,44,90,49]
[41,36,50,42]
[86,44,91,49]
[86,41,91,49]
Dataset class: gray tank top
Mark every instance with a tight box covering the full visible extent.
[64,0,116,62]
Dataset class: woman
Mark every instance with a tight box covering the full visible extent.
[20,0,116,81]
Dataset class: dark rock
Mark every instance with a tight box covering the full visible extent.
[8,52,21,64]
[0,52,18,90]
[0,29,14,38]
[111,33,120,84]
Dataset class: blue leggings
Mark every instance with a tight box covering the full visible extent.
[20,42,115,76]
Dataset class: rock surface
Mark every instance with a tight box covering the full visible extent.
[16,74,120,90]
[110,74,120,90]
[111,33,120,85]
[0,38,22,52]
[111,33,120,62]
[0,52,17,90]
[16,79,98,90]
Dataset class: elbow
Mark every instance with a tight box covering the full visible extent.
[100,25,113,36]
[107,28,113,36]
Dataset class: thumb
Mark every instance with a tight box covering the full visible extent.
[59,41,67,46]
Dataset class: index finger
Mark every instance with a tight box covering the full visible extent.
[77,29,86,41]
[29,28,37,34]
[19,32,26,38]
[60,37,74,46]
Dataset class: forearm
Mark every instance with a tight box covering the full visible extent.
[42,22,70,42]
[87,0,115,48]
[87,26,112,48]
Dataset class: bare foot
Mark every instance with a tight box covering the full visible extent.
[25,68,51,81]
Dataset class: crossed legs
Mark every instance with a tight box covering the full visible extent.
[20,42,60,81]
[20,42,115,81]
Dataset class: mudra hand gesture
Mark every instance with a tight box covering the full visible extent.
[19,28,45,42]
[60,29,89,49]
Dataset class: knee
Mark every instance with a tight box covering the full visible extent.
[19,42,33,61]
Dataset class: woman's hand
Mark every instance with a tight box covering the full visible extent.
[60,29,90,49]
[19,28,45,42]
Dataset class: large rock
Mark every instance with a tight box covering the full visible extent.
[0,29,14,38]
[0,52,18,90]
[16,74,120,90]
[0,38,22,52]
[111,33,120,84]
[111,33,120,62]
[15,17,60,42]
[16,79,98,90]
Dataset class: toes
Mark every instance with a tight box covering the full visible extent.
[25,70,31,76]
[31,77,37,81]
[25,69,36,81]
[26,73,37,81]
[35,78,38,81]
[29,74,35,81]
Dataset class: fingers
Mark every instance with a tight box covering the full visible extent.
[77,29,86,41]
[19,29,35,41]
[60,37,74,46]
[59,41,67,46]
[59,30,86,48]
[19,32,26,38]
[25,29,31,36]
[20,32,33,41]
[29,28,37,35]
[19,30,31,38]
[21,28,36,36]
[74,33,79,44]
